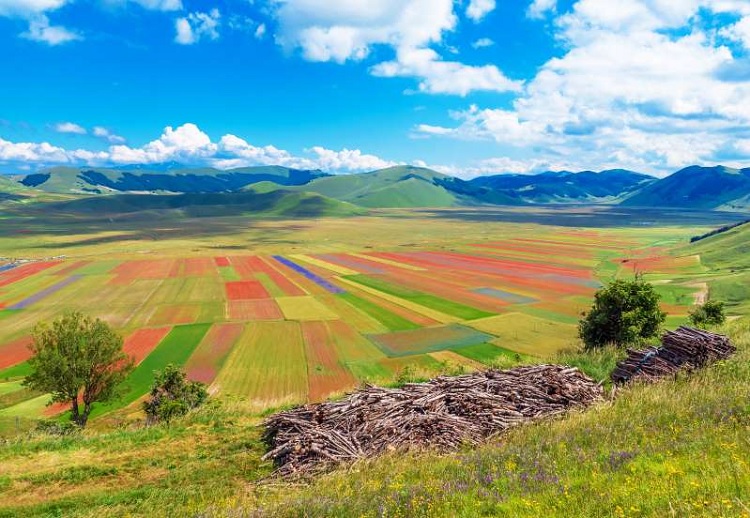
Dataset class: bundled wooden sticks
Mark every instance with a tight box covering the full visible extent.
[262,365,603,476]
[611,326,736,384]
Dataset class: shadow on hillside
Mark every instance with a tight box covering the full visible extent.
[414,206,750,228]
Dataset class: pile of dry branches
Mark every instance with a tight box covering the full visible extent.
[262,365,603,476]
[611,326,736,384]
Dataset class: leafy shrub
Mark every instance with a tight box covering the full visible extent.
[143,365,208,425]
[689,300,726,329]
[579,277,666,349]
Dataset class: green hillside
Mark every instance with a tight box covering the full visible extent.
[13,190,365,220]
[18,166,325,194]
[682,221,750,314]
[290,166,464,208]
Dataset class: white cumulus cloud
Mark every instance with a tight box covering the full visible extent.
[93,126,126,144]
[175,9,220,45]
[271,0,518,95]
[527,0,557,19]
[415,0,750,174]
[466,0,496,22]
[54,121,86,134]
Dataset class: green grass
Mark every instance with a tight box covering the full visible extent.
[0,362,32,381]
[345,274,494,320]
[338,292,420,331]
[345,360,392,383]
[89,323,211,419]
[451,342,526,365]
[218,266,241,282]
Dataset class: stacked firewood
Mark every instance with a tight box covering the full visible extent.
[262,365,603,476]
[611,326,736,384]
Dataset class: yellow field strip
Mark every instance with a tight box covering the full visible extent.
[291,255,359,276]
[336,276,460,324]
[349,253,426,271]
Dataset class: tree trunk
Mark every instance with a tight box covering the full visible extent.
[79,402,92,428]
[71,397,83,427]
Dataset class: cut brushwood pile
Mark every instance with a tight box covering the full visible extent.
[262,365,603,476]
[612,326,736,384]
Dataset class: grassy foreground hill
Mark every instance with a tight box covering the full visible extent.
[0,319,747,517]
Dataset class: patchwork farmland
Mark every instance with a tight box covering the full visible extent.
[0,229,702,421]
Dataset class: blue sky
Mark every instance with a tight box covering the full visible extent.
[1,0,750,177]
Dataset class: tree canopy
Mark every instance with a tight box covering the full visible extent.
[579,277,666,349]
[24,312,133,427]
[689,300,726,329]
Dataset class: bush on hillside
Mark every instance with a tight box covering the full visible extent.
[143,365,208,425]
[579,277,666,349]
[689,300,726,329]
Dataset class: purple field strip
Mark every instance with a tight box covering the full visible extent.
[315,254,385,274]
[541,274,601,289]
[272,256,346,294]
[9,275,82,309]
[474,288,538,305]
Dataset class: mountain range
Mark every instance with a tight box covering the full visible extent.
[2,163,749,212]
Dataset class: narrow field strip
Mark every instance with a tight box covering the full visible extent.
[0,394,49,418]
[214,257,231,267]
[185,323,244,384]
[343,274,494,321]
[214,321,308,409]
[473,287,539,304]
[302,321,357,402]
[351,253,426,271]
[91,323,211,418]
[336,277,460,324]
[338,292,420,332]
[291,254,359,276]
[258,257,307,296]
[343,283,440,327]
[51,261,92,277]
[451,342,526,364]
[8,275,82,310]
[122,327,172,365]
[0,261,60,289]
[316,254,385,274]
[273,256,345,294]
[218,266,241,282]
[325,320,386,363]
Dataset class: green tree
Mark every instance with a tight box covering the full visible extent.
[688,300,726,329]
[143,365,208,424]
[24,312,134,428]
[579,277,666,349]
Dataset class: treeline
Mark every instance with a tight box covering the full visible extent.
[690,219,750,243]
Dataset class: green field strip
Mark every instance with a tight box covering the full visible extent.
[345,360,392,384]
[451,342,528,365]
[218,266,241,282]
[0,309,21,321]
[0,394,49,418]
[188,277,225,302]
[516,305,581,325]
[0,384,41,411]
[0,380,24,396]
[0,361,32,381]
[665,314,690,328]
[74,260,122,276]
[654,284,699,306]
[214,321,308,408]
[90,323,211,419]
[197,302,225,323]
[343,274,494,321]
[467,312,579,357]
[255,272,285,297]
[338,292,420,332]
